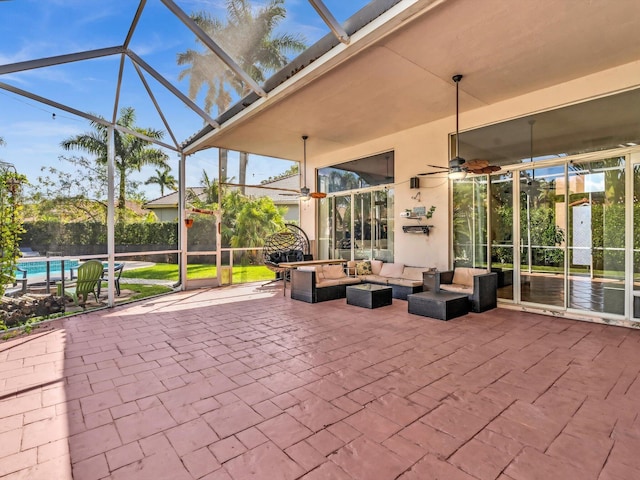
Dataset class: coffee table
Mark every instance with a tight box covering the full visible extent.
[346,284,392,309]
[407,290,469,320]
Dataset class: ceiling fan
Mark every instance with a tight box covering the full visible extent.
[283,135,327,200]
[418,74,500,178]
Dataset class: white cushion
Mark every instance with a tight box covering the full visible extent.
[322,264,346,279]
[298,265,324,281]
[452,267,487,286]
[441,284,472,295]
[379,262,405,278]
[362,275,388,284]
[370,260,383,275]
[402,267,428,281]
[390,278,423,287]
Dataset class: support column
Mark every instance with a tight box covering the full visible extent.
[179,152,187,290]
[106,126,115,307]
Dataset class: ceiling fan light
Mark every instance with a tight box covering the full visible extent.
[299,186,311,201]
[450,156,466,168]
[449,167,467,180]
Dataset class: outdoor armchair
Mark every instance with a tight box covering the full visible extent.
[3,267,27,297]
[13,267,28,294]
[58,260,103,306]
[435,267,498,313]
[98,262,124,296]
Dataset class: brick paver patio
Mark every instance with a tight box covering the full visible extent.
[1,283,640,479]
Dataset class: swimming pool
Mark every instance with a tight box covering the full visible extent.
[17,259,80,276]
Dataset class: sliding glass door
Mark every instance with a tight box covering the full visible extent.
[490,172,514,300]
[567,157,626,315]
[319,188,393,262]
[519,165,566,307]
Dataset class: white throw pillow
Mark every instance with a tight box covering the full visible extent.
[323,264,346,279]
[379,262,405,278]
[402,267,426,281]
[370,260,383,275]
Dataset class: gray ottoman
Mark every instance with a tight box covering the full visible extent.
[407,290,469,320]
[346,284,392,308]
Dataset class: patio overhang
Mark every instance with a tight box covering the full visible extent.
[184,0,640,162]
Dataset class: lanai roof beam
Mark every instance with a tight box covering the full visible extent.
[131,61,180,149]
[0,47,125,76]
[160,0,267,99]
[127,51,220,128]
[124,0,147,49]
[308,0,350,44]
[0,80,179,152]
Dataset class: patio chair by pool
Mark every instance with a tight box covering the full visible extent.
[19,247,40,257]
[58,260,103,306]
[3,267,27,297]
[97,262,124,296]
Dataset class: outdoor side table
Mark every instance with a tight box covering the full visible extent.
[422,270,440,292]
[407,290,469,320]
[346,284,392,309]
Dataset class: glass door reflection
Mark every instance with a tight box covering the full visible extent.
[519,166,566,307]
[490,172,514,300]
[566,157,625,315]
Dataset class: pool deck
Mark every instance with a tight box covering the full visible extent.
[1,283,640,479]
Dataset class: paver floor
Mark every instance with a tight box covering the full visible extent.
[2,283,640,479]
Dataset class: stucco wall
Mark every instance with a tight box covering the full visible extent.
[302,59,640,269]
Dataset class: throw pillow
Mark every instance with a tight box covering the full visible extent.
[370,259,383,275]
[323,264,346,279]
[356,260,372,275]
[379,262,405,278]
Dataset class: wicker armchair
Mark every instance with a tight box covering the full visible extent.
[262,224,311,285]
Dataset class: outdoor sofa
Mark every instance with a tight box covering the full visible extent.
[290,260,430,303]
[346,260,429,300]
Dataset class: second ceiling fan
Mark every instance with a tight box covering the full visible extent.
[418,74,500,178]
[296,135,326,200]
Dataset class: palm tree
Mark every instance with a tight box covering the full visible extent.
[145,168,177,197]
[177,0,306,188]
[61,107,169,222]
[0,136,5,146]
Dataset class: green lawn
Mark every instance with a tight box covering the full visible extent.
[119,283,173,301]
[122,263,275,283]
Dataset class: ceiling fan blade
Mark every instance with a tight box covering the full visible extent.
[417,171,447,176]
[425,164,448,170]
[310,192,327,199]
[466,159,489,169]
[468,165,502,174]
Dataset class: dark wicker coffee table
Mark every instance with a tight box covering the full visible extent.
[407,290,469,320]
[346,284,392,309]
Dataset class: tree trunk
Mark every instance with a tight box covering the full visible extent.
[118,164,126,223]
[219,149,228,182]
[239,152,248,195]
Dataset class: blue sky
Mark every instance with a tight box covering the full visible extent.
[0,0,369,199]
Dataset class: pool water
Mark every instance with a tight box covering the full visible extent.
[17,259,80,276]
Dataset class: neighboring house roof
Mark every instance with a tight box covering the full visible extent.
[144,188,205,209]
[245,174,300,204]
[144,177,300,209]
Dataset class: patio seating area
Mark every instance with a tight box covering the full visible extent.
[1,283,640,479]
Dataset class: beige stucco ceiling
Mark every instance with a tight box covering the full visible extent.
[190,0,640,162]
